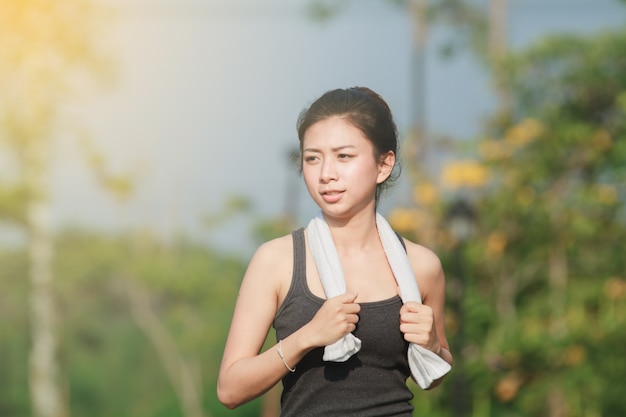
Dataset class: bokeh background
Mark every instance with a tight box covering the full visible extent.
[1,0,625,416]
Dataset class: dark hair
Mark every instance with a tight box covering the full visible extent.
[296,86,400,203]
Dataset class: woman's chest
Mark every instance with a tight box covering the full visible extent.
[304,251,399,303]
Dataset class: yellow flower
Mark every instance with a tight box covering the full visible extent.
[504,118,544,148]
[388,208,420,233]
[592,129,612,151]
[441,160,489,190]
[604,277,626,300]
[486,232,507,256]
[495,372,523,403]
[479,139,511,161]
[413,183,438,206]
[563,345,587,367]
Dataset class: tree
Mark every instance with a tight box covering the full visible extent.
[389,6,626,417]
[0,1,112,416]
[472,27,626,416]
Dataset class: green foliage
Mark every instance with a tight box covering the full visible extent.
[0,249,29,417]
[440,26,626,417]
[0,182,28,225]
[0,229,264,416]
[251,215,295,244]
[389,14,626,417]
[427,0,489,60]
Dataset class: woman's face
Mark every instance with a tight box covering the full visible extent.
[301,116,394,221]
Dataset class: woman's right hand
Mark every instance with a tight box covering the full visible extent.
[305,292,361,347]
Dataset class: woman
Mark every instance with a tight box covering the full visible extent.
[217,87,453,416]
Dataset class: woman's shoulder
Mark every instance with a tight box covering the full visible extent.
[247,232,296,275]
[399,237,444,280]
[396,237,445,304]
[245,233,297,302]
[239,233,295,297]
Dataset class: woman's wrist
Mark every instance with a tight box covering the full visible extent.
[277,340,296,372]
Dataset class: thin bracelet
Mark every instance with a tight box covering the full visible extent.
[277,340,296,373]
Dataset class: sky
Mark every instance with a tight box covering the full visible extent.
[45,0,625,256]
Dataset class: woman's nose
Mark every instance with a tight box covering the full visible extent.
[320,160,337,182]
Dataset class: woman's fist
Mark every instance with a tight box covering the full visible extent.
[307,293,360,347]
[399,301,440,354]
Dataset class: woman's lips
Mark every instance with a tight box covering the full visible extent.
[321,190,344,203]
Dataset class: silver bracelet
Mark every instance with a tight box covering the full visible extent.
[277,340,296,373]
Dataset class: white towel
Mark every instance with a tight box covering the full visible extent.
[306,212,452,389]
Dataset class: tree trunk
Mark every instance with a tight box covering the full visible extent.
[548,386,567,417]
[488,0,510,118]
[409,0,429,169]
[27,140,67,417]
[547,204,568,417]
[488,0,508,61]
[548,245,568,335]
[126,280,207,417]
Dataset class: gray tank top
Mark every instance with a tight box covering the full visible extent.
[273,228,414,417]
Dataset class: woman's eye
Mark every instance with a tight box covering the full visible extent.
[338,154,351,159]
[304,155,318,162]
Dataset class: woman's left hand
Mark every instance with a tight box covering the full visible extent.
[399,301,441,355]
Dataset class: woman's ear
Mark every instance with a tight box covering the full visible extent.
[376,151,396,184]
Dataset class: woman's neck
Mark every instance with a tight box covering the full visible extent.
[323,210,380,252]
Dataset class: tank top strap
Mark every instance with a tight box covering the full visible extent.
[275,228,308,321]
[278,227,403,318]
[394,231,407,251]
[291,227,307,289]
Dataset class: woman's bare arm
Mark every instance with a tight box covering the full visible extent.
[217,236,297,408]
[402,240,453,389]
[217,235,361,408]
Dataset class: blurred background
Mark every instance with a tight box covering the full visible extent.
[1,0,625,416]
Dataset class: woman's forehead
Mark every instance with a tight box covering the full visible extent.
[302,117,371,149]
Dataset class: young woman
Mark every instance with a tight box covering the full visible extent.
[217,87,453,416]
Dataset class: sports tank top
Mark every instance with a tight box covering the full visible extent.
[273,228,414,417]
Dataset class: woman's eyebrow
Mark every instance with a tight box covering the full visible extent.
[302,145,356,153]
